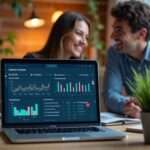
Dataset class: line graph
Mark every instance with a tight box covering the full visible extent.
[12,83,50,93]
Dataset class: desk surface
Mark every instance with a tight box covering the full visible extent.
[0,125,149,150]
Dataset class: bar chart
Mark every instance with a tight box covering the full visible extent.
[56,80,95,93]
[13,103,39,117]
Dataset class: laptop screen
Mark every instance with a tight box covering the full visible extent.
[1,59,100,127]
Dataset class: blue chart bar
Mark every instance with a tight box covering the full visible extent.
[57,81,92,93]
[13,104,39,117]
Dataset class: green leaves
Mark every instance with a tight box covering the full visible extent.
[0,47,14,55]
[87,0,104,52]
[6,32,16,45]
[0,0,32,17]
[0,0,31,56]
[11,0,23,17]
[0,32,16,56]
[88,0,98,16]
[128,69,150,112]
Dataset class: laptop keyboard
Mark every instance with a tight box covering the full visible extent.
[16,127,103,134]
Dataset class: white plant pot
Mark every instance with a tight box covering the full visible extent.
[141,112,150,144]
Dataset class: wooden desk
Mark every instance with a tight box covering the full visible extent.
[0,125,150,150]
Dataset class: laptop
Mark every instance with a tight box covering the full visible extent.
[1,59,126,143]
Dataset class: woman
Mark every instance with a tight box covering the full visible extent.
[24,11,90,59]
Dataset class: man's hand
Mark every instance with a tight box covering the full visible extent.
[123,97,142,118]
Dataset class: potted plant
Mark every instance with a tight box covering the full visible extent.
[128,68,150,144]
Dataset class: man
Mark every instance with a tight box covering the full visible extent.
[103,1,150,118]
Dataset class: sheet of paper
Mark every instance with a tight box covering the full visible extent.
[100,112,141,125]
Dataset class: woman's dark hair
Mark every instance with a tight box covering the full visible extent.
[38,11,90,58]
[111,1,150,41]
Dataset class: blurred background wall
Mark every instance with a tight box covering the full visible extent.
[0,0,109,59]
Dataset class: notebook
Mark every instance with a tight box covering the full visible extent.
[126,124,143,133]
[1,59,126,143]
[101,112,141,126]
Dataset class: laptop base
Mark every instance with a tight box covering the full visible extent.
[3,127,126,143]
